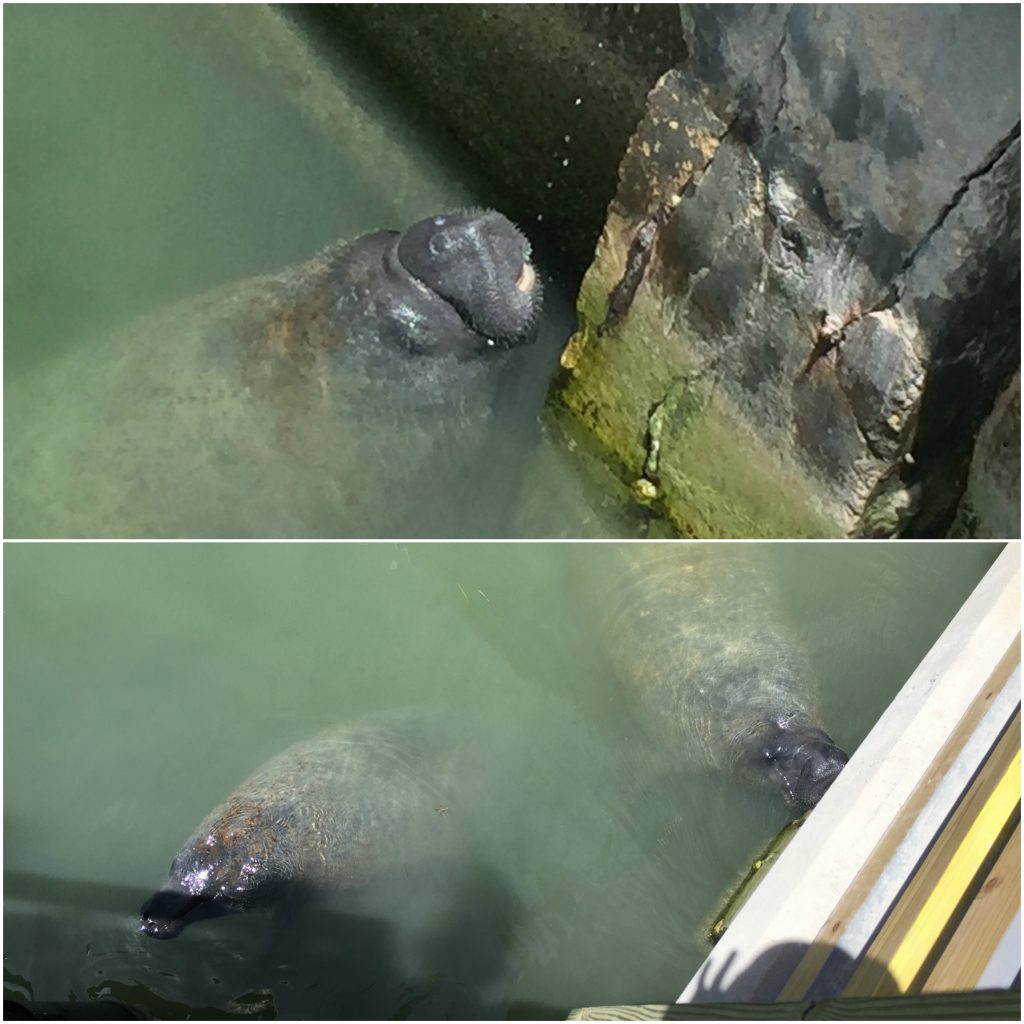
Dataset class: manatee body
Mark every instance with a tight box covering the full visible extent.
[594,546,848,808]
[6,209,541,538]
[139,711,462,940]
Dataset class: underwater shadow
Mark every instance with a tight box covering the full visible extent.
[4,856,534,1020]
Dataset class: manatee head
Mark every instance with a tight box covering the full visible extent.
[759,712,848,809]
[139,801,294,940]
[396,209,541,347]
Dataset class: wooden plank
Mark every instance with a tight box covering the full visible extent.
[569,1003,808,1020]
[778,659,1020,1001]
[977,909,1021,989]
[921,822,1021,992]
[844,713,1021,996]
[805,990,1021,1019]
[886,750,1020,992]
[569,991,1021,1020]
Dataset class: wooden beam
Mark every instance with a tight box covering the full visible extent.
[921,822,1021,992]
[569,991,1021,1019]
[779,655,1020,1001]
[844,713,1021,995]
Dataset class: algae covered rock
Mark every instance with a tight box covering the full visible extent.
[556,5,1020,538]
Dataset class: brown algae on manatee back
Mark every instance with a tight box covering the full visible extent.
[704,813,806,945]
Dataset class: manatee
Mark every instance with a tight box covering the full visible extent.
[590,545,848,808]
[5,209,541,538]
[139,711,463,940]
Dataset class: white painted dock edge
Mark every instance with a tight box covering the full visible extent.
[678,543,1021,1004]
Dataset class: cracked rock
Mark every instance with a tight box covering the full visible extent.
[557,3,1020,537]
[836,310,923,464]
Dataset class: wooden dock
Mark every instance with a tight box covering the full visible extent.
[572,544,1021,1019]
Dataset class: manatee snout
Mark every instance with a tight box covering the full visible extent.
[396,209,542,346]
[139,715,463,942]
[139,887,218,940]
[764,720,848,808]
[797,742,848,807]
[138,803,282,941]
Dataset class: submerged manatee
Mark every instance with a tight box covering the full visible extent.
[593,546,848,808]
[6,209,541,538]
[139,712,462,939]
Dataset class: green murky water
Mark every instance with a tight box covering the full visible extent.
[3,541,1002,1018]
[3,5,573,539]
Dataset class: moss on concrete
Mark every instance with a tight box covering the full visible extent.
[558,256,837,539]
[654,383,839,538]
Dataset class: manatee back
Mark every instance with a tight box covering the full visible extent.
[4,237,510,538]
[5,266,323,537]
[184,710,463,895]
[594,545,820,776]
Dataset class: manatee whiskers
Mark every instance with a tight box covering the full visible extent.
[762,724,848,808]
[395,208,541,349]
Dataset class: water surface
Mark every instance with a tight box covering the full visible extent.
[3,541,1002,1017]
[3,5,573,539]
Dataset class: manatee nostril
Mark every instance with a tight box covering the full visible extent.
[428,234,452,257]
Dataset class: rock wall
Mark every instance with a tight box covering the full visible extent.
[557,4,1020,537]
[953,370,1021,538]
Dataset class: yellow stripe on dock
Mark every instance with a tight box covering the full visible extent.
[922,821,1021,992]
[845,710,1021,997]
[778,653,1021,1004]
[885,749,1021,993]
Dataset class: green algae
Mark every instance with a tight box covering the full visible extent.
[556,261,838,539]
